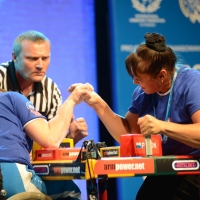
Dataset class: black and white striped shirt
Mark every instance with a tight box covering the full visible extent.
[0,61,62,120]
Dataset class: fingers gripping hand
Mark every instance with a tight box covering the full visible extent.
[68,83,94,93]
[137,115,162,136]
[68,83,102,107]
[68,83,94,105]
[83,91,102,108]
[68,83,81,93]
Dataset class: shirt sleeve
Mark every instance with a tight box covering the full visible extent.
[128,86,143,114]
[0,64,7,90]
[173,67,200,119]
[46,83,62,120]
[184,76,200,116]
[11,92,46,126]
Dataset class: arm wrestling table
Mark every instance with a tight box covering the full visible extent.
[31,137,200,200]
[31,155,200,200]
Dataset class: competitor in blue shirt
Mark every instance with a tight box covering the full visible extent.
[0,83,93,199]
[69,33,200,199]
[129,65,200,156]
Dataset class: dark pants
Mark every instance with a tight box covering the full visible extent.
[136,175,199,200]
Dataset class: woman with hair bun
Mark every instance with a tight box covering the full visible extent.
[69,32,200,199]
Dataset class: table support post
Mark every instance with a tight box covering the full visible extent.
[87,179,98,200]
[98,178,108,200]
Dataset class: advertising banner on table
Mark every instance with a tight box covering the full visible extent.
[109,0,200,199]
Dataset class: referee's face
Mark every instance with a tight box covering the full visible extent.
[13,40,51,83]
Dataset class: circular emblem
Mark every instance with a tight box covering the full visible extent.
[26,102,35,110]
[131,0,162,13]
[179,0,200,23]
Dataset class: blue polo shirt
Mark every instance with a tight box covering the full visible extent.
[0,92,46,168]
[129,66,200,156]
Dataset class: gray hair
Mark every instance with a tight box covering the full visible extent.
[13,30,51,56]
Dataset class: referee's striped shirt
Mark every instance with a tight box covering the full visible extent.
[0,61,62,120]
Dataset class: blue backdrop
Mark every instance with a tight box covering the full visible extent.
[0,1,97,199]
[1,0,200,199]
[109,0,200,199]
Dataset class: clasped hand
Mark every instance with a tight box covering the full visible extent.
[68,115,88,144]
[137,114,163,137]
[68,83,100,107]
[68,83,94,105]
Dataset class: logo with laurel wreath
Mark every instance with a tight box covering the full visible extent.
[131,0,162,13]
[179,0,200,23]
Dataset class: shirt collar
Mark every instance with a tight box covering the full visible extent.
[8,60,43,93]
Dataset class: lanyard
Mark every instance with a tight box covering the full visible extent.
[153,67,179,144]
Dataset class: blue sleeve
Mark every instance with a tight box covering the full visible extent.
[128,86,143,114]
[173,68,200,118]
[11,92,46,126]
[184,76,200,116]
[128,86,155,118]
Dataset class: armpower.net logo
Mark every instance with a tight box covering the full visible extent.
[94,158,155,174]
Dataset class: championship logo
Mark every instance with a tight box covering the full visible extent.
[131,0,162,13]
[26,102,35,110]
[26,102,42,116]
[129,0,165,27]
[179,0,200,23]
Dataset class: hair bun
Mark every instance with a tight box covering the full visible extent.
[144,33,166,52]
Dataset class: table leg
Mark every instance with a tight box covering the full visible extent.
[98,179,108,200]
[87,179,98,200]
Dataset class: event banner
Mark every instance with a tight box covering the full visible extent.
[109,0,200,199]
